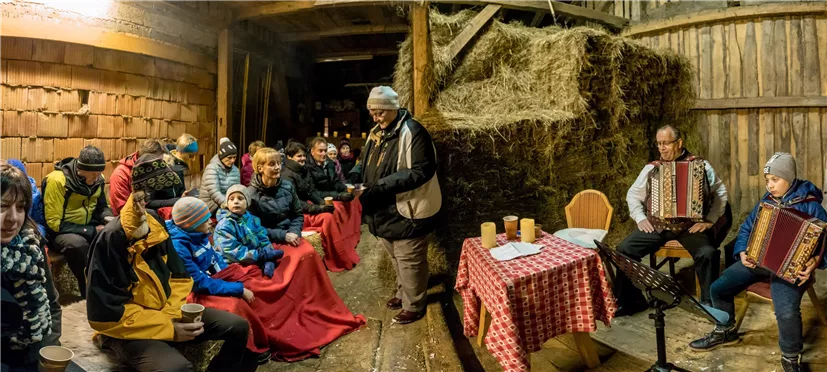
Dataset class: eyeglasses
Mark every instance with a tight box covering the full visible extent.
[655,138,680,147]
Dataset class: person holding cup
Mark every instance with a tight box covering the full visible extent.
[1,162,62,371]
[85,155,254,372]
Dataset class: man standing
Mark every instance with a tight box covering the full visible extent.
[43,145,112,298]
[356,86,442,324]
[613,125,728,316]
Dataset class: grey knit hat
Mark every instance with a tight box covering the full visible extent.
[366,86,400,110]
[764,152,797,183]
[225,184,248,204]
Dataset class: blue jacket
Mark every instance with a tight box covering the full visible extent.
[734,180,827,270]
[213,208,271,264]
[28,176,46,237]
[165,221,244,297]
[246,176,304,243]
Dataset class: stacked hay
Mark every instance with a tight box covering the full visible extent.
[393,9,697,268]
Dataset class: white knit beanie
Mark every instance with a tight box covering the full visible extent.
[367,86,400,110]
[327,143,337,153]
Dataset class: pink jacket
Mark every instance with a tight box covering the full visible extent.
[241,153,254,186]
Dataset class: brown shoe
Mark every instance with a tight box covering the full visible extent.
[386,297,402,310]
[393,309,425,324]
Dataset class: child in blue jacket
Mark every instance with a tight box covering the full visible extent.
[689,153,826,372]
[167,197,254,303]
[213,185,283,277]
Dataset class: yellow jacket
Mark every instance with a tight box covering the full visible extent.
[43,158,111,240]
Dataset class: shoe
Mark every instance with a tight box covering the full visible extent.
[781,355,806,372]
[393,309,425,324]
[689,326,739,351]
[386,297,402,310]
[614,302,649,317]
[256,352,271,365]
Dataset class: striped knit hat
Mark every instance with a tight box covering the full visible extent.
[132,154,181,193]
[172,197,211,232]
[366,86,399,111]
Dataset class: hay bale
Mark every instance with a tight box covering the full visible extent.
[392,9,696,268]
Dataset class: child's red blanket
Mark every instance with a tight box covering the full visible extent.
[303,199,362,272]
[188,241,366,361]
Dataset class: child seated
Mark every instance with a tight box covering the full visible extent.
[214,185,284,276]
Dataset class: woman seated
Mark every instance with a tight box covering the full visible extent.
[237,147,366,361]
[282,142,361,272]
[1,162,62,371]
[199,138,241,215]
[5,159,46,236]
[689,153,826,372]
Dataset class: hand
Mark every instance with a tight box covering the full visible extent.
[96,225,104,233]
[797,256,819,285]
[321,205,335,213]
[637,220,655,233]
[740,252,757,269]
[242,288,255,304]
[104,216,115,223]
[338,192,355,202]
[688,222,713,234]
[173,320,204,342]
[285,233,300,247]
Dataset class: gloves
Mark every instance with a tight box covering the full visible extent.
[263,261,276,278]
[258,247,284,262]
[307,204,335,214]
[321,204,335,213]
[337,192,355,202]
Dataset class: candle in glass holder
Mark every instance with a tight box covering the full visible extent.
[520,218,535,243]
[346,133,351,139]
[361,132,367,139]
[481,222,497,249]
[333,131,338,137]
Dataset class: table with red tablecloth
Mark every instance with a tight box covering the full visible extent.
[455,232,617,372]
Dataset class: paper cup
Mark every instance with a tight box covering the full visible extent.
[38,346,74,372]
[503,216,518,240]
[346,184,355,193]
[324,197,334,206]
[180,303,205,323]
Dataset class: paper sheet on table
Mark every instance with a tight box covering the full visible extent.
[490,242,544,261]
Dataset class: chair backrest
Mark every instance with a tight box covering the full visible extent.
[565,189,613,231]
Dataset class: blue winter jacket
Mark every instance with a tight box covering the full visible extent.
[734,180,827,270]
[213,208,271,264]
[165,221,244,297]
[28,176,46,237]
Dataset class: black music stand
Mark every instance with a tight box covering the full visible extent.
[595,241,731,372]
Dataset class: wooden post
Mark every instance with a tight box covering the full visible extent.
[240,53,250,149]
[217,28,232,143]
[446,4,501,61]
[261,62,273,142]
[412,2,430,116]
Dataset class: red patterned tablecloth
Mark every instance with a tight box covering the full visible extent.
[455,232,617,372]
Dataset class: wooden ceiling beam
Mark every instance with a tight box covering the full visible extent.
[283,24,409,42]
[315,48,398,59]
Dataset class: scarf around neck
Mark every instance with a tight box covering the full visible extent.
[1,227,51,349]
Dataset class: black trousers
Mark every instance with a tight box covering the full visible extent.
[50,233,90,298]
[99,308,255,372]
[613,229,720,306]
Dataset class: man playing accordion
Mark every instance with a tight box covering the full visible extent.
[613,125,729,316]
[689,152,826,372]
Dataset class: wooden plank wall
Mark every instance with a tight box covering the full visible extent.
[631,13,827,214]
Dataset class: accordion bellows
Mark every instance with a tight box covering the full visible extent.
[746,203,827,283]
[647,160,708,227]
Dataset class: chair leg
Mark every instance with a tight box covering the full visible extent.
[734,293,751,333]
[695,274,701,298]
[649,254,656,268]
[806,284,827,326]
[477,303,490,347]
[668,258,677,277]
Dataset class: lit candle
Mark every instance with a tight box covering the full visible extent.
[333,131,338,137]
[361,132,367,138]
[317,132,322,137]
[346,133,351,139]
[481,222,497,249]
[520,218,535,243]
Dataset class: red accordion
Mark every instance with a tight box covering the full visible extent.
[646,159,708,229]
[745,203,827,283]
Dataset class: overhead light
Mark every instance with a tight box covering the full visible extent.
[315,54,374,63]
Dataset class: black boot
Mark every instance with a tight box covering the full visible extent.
[688,325,739,351]
[781,354,805,372]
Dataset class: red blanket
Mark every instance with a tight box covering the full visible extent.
[303,199,362,272]
[188,241,366,361]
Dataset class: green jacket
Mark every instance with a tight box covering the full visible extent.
[43,158,112,241]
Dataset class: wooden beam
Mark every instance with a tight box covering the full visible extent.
[623,2,827,37]
[283,24,409,42]
[412,3,431,116]
[0,16,216,73]
[447,4,501,60]
[440,1,629,29]
[530,12,545,27]
[234,0,377,21]
[693,96,827,110]
[240,52,251,148]
[315,49,398,59]
[217,29,232,142]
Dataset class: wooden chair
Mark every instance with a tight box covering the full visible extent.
[565,189,614,282]
[733,275,826,332]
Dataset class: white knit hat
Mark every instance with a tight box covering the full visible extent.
[327,143,337,153]
[367,86,400,110]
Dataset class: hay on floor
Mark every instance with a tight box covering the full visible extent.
[392,9,697,268]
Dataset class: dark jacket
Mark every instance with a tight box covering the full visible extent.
[247,175,304,243]
[734,179,827,270]
[1,232,62,369]
[339,156,356,178]
[306,159,346,194]
[282,158,335,214]
[355,109,442,240]
[42,158,112,241]
[164,152,190,196]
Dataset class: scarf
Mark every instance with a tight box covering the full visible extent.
[0,228,51,349]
